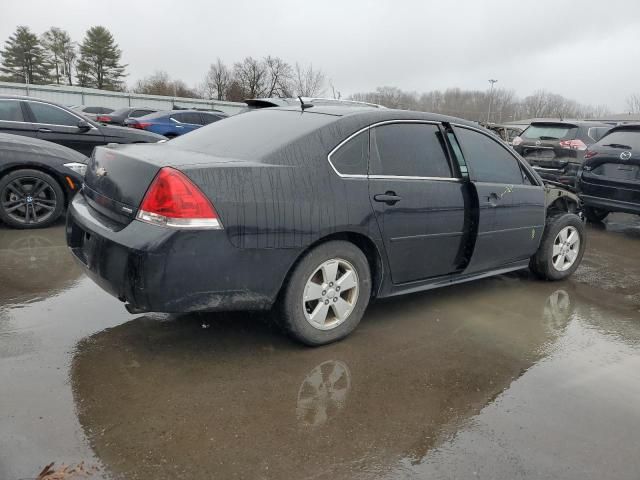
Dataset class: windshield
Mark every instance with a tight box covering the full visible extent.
[522,124,577,141]
[170,109,338,159]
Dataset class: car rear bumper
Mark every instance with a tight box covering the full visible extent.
[66,193,295,313]
[580,195,640,215]
[532,163,580,186]
[578,175,640,214]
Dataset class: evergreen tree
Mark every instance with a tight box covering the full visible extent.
[0,26,50,84]
[76,26,126,90]
[41,27,76,85]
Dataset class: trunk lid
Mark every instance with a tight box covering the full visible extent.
[83,143,241,225]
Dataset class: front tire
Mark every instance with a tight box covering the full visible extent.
[279,241,372,346]
[530,213,586,280]
[0,169,64,229]
[583,206,608,223]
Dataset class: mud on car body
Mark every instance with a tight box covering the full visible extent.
[66,106,586,345]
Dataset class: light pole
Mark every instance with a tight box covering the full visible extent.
[486,79,498,125]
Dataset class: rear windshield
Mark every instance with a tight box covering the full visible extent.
[522,124,577,141]
[597,130,640,150]
[170,109,338,159]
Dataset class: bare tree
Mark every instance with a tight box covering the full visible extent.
[134,70,198,97]
[292,63,325,97]
[41,27,76,85]
[233,56,268,98]
[264,56,293,97]
[626,94,640,114]
[204,58,230,100]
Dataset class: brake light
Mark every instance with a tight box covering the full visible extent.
[559,139,587,151]
[131,122,152,130]
[96,115,111,123]
[584,150,598,160]
[137,167,222,229]
[512,136,523,146]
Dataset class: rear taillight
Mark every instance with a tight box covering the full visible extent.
[584,150,598,160]
[131,122,152,130]
[512,136,523,146]
[96,115,111,123]
[137,167,222,229]
[559,139,587,151]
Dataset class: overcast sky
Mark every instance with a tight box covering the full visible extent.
[1,0,639,111]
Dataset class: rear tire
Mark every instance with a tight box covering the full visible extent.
[278,241,371,346]
[0,169,64,229]
[583,206,608,223]
[530,213,586,281]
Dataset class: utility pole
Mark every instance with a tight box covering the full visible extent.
[486,79,498,125]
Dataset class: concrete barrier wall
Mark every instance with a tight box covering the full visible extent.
[0,81,246,115]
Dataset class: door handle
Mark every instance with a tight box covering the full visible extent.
[38,128,53,133]
[374,191,402,205]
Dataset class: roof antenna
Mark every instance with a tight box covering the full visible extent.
[298,96,313,111]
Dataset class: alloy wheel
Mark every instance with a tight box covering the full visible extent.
[1,176,58,226]
[552,226,581,272]
[302,258,360,330]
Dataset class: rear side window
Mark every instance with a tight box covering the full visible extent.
[588,127,610,142]
[522,124,577,140]
[0,100,24,121]
[454,127,524,184]
[172,112,202,124]
[370,123,452,177]
[200,113,224,125]
[598,130,640,150]
[131,109,154,117]
[329,130,368,175]
[29,102,79,127]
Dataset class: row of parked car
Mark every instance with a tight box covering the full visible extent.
[0,93,638,232]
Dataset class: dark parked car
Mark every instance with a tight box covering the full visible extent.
[0,133,86,228]
[577,123,640,222]
[0,96,164,156]
[124,110,227,138]
[71,105,115,121]
[67,106,585,345]
[513,120,611,185]
[95,107,158,125]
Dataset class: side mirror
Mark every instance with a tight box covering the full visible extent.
[78,119,92,131]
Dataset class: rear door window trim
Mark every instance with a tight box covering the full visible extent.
[328,120,459,180]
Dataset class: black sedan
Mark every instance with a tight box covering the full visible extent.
[66,106,586,345]
[0,96,164,156]
[0,133,86,229]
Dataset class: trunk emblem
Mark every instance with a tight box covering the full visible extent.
[96,167,108,177]
[535,140,541,146]
[620,151,632,160]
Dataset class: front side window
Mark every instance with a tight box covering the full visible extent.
[0,100,24,122]
[329,130,368,175]
[370,123,452,177]
[454,127,524,184]
[29,102,79,127]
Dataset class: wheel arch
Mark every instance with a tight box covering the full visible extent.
[277,231,385,303]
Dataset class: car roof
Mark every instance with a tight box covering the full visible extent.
[600,123,640,135]
[268,105,479,128]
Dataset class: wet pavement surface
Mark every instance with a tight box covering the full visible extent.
[1,215,639,480]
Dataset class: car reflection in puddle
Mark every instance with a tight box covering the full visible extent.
[70,273,615,480]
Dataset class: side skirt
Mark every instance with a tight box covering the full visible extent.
[382,260,530,298]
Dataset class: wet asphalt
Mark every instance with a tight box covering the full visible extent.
[1,215,639,480]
